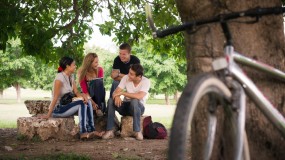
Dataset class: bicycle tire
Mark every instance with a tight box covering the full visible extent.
[168,73,249,160]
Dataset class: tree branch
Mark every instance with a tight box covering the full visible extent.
[61,0,80,30]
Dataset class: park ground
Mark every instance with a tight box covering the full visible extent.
[0,87,176,160]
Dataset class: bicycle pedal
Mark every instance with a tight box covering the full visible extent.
[212,57,228,71]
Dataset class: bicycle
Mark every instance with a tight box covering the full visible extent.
[145,5,285,160]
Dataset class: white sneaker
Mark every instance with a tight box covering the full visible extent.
[134,132,143,141]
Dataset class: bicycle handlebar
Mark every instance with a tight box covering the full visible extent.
[151,6,285,38]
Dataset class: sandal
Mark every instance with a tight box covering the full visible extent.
[80,132,89,140]
[88,131,105,139]
[96,109,104,117]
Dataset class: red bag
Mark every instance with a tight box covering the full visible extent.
[143,116,167,139]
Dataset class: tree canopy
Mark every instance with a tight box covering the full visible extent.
[1,0,97,64]
[1,0,187,102]
[1,0,186,64]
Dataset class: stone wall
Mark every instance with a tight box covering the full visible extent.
[19,100,120,141]
[17,117,77,141]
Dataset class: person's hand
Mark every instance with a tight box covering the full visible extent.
[81,93,89,104]
[91,100,99,110]
[113,91,122,98]
[114,96,122,107]
[111,69,120,78]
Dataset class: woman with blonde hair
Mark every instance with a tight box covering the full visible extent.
[78,53,106,117]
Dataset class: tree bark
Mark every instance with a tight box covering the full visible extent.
[175,0,285,159]
[14,83,21,103]
[0,89,3,98]
[165,93,170,105]
[174,91,179,102]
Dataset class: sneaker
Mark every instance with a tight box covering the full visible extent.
[102,130,115,140]
[134,132,143,141]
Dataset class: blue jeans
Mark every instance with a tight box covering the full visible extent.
[106,98,145,132]
[52,100,95,134]
[109,80,120,98]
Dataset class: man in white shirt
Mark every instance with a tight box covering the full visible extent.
[102,64,150,140]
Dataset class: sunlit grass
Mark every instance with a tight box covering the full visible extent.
[0,98,51,104]
[0,121,17,128]
[147,99,177,105]
[152,117,173,129]
[0,98,176,129]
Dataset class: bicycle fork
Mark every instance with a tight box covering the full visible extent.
[204,78,248,160]
[230,80,249,160]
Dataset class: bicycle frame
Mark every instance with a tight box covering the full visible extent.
[223,45,285,137]
[211,45,285,160]
[146,5,285,159]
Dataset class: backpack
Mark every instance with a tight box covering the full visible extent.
[143,116,167,139]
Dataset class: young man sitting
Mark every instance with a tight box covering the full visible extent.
[102,64,150,140]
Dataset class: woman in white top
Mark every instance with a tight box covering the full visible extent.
[40,57,104,139]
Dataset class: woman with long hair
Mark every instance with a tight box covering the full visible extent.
[78,53,106,116]
[39,56,103,139]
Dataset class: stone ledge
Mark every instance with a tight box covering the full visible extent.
[17,117,77,141]
[24,100,51,115]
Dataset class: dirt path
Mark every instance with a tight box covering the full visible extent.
[0,88,175,159]
[0,103,174,159]
[0,128,169,159]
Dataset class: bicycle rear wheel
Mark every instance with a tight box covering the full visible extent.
[168,73,248,160]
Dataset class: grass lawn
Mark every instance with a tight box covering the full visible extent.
[0,100,176,129]
[147,99,177,105]
[0,88,177,129]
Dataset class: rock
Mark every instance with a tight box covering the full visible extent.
[94,114,120,133]
[120,116,148,138]
[4,146,13,151]
[17,117,76,141]
[24,100,51,115]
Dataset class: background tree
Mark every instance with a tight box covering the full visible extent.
[133,39,187,105]
[0,40,36,102]
[96,0,185,59]
[1,0,96,63]
[27,63,56,92]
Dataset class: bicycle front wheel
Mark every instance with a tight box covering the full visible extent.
[168,73,234,160]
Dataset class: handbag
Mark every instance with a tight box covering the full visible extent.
[60,92,75,105]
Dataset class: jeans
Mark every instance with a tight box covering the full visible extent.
[88,78,106,113]
[52,100,95,134]
[106,98,145,132]
[109,80,120,98]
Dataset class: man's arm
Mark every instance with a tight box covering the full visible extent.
[121,91,146,100]
[113,90,146,100]
[112,87,123,107]
[111,70,125,81]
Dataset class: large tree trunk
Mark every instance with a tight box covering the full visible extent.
[174,91,179,102]
[165,93,170,105]
[14,83,21,103]
[175,0,285,159]
[0,89,3,98]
